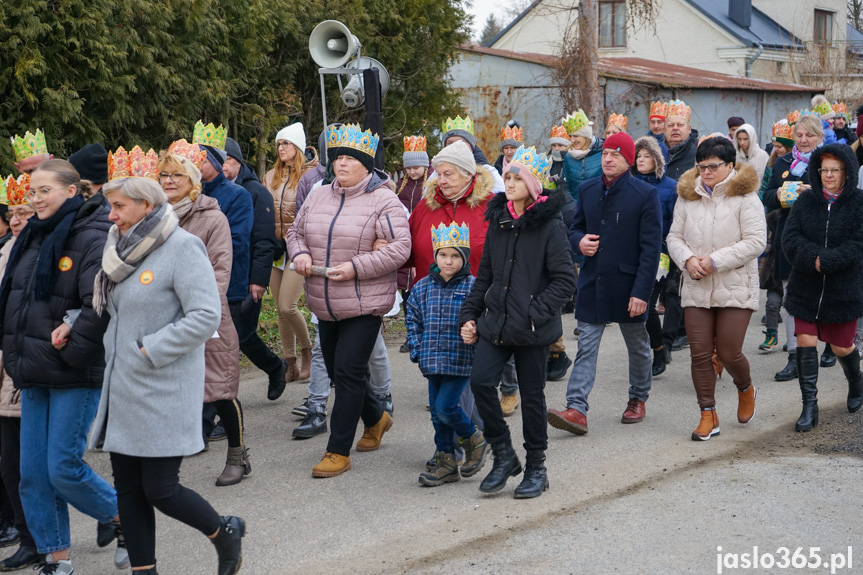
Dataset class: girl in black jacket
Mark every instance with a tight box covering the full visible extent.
[459,147,576,499]
[782,144,863,432]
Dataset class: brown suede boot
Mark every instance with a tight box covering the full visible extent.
[356,412,393,452]
[285,357,299,382]
[458,427,489,478]
[737,384,756,423]
[691,408,720,441]
[298,347,312,381]
[215,446,251,486]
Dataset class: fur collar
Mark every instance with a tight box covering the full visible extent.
[422,167,494,210]
[676,163,759,201]
[485,188,567,230]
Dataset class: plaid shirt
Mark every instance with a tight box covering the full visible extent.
[406,269,476,377]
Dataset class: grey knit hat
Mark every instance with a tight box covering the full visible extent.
[500,120,522,150]
[432,141,476,177]
[403,151,429,168]
[442,129,476,149]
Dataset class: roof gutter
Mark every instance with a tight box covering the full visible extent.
[746,42,764,77]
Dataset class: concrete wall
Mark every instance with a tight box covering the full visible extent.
[754,0,846,44]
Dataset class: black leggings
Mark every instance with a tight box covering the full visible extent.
[214,399,243,447]
[646,278,666,350]
[0,417,34,548]
[110,453,221,568]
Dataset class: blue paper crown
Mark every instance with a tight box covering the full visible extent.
[510,146,552,182]
[431,222,470,252]
[326,123,380,158]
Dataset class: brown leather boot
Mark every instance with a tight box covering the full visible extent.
[691,409,720,441]
[737,384,756,423]
[285,357,299,382]
[215,446,251,487]
[298,347,312,381]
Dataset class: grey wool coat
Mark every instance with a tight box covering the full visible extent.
[88,227,221,457]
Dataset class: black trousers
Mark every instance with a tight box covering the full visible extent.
[0,417,34,547]
[646,278,666,350]
[318,315,384,457]
[229,296,282,376]
[470,338,549,452]
[110,453,221,568]
[662,267,686,348]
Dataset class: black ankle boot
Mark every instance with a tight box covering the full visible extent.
[513,450,549,499]
[836,348,863,412]
[795,347,819,432]
[821,344,837,368]
[212,516,246,575]
[651,348,667,376]
[479,441,522,493]
[775,351,797,381]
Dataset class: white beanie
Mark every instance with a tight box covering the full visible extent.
[572,123,594,140]
[276,122,306,151]
[432,141,477,177]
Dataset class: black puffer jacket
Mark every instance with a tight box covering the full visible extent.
[459,190,576,350]
[783,144,863,324]
[764,151,813,281]
[0,196,111,388]
[235,162,282,285]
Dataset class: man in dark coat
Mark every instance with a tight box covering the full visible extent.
[547,133,662,435]
[222,138,288,396]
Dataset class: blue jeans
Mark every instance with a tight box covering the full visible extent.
[564,321,652,413]
[427,375,474,453]
[20,387,118,554]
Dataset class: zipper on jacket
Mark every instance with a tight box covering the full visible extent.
[529,294,535,332]
[324,194,346,320]
[815,203,831,320]
[384,214,395,239]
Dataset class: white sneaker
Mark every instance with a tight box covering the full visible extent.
[38,559,74,574]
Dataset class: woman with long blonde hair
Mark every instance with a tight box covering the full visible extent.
[264,123,313,382]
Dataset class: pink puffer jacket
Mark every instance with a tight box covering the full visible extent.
[286,171,411,321]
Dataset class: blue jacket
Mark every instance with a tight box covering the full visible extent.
[234,163,281,286]
[562,137,603,203]
[570,172,662,324]
[203,173,254,302]
[632,171,677,245]
[406,266,475,377]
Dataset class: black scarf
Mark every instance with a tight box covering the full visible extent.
[7,195,85,301]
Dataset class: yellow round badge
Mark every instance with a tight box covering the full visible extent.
[139,271,154,285]
[58,257,73,272]
[782,170,790,178]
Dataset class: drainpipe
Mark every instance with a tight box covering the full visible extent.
[746,42,764,77]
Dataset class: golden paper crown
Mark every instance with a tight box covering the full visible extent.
[192,120,227,150]
[666,100,691,121]
[108,146,159,182]
[10,129,48,162]
[403,136,427,153]
[649,101,668,119]
[608,113,628,131]
[511,146,553,183]
[561,110,590,135]
[167,139,207,169]
[833,101,848,117]
[442,115,474,136]
[771,120,794,142]
[550,125,568,140]
[787,110,802,125]
[431,221,470,252]
[327,124,380,158]
[4,174,30,206]
[500,125,523,143]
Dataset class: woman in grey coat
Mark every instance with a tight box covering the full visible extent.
[89,174,246,575]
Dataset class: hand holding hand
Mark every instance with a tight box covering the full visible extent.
[461,320,478,345]
[686,256,709,280]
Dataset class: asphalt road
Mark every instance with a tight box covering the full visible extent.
[11,311,863,575]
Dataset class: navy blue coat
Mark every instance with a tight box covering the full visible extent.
[570,172,662,324]
[203,173,254,302]
[632,171,677,247]
[234,163,281,286]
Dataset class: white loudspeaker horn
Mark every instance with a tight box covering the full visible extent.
[340,57,390,108]
[309,20,361,69]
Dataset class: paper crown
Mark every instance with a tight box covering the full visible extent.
[787,110,802,125]
[442,115,474,136]
[108,146,159,181]
[833,101,848,117]
[608,113,628,131]
[500,125,523,143]
[812,100,833,118]
[510,145,552,183]
[562,109,590,135]
[431,221,470,252]
[666,100,691,121]
[649,101,668,119]
[10,129,48,162]
[192,121,227,151]
[167,139,207,168]
[771,120,794,142]
[403,135,427,152]
[326,124,380,158]
[4,174,30,206]
[550,125,568,140]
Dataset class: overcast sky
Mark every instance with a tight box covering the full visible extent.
[467,0,507,39]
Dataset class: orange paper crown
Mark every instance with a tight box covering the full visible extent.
[666,100,691,121]
[167,139,206,169]
[649,101,668,120]
[550,125,568,139]
[108,146,159,182]
[403,136,427,152]
[787,110,802,125]
[608,113,628,131]
[771,120,794,142]
[833,101,848,117]
[500,125,523,143]
[4,174,29,206]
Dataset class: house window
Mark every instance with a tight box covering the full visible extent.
[814,9,833,44]
[599,1,626,48]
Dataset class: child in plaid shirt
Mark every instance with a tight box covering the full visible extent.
[406,222,489,486]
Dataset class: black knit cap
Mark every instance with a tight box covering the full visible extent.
[68,143,109,184]
[333,147,375,173]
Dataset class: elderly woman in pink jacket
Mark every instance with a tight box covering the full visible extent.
[286,125,411,478]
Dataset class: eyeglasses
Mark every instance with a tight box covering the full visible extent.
[158,173,188,183]
[5,209,34,222]
[276,141,292,149]
[26,186,65,201]
[818,168,844,175]
[695,162,730,173]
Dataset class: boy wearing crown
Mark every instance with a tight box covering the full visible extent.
[494,120,522,176]
[10,130,53,176]
[831,102,857,145]
[406,222,489,486]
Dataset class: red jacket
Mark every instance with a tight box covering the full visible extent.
[409,168,495,284]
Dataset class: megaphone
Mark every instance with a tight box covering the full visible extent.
[340,57,390,108]
[309,20,361,69]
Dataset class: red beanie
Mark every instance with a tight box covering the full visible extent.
[603,132,635,165]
